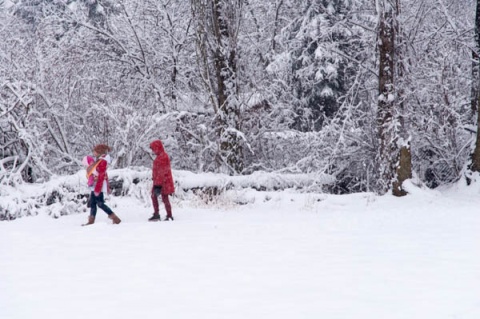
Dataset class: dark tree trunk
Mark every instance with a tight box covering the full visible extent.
[392,0,412,196]
[377,9,397,194]
[191,0,244,174]
[469,0,480,174]
[393,143,412,196]
[211,0,243,174]
[377,1,411,196]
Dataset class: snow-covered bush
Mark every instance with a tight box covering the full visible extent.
[0,168,334,220]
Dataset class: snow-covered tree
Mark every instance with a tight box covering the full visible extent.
[274,0,363,132]
[190,0,245,174]
[0,0,477,195]
[403,0,473,188]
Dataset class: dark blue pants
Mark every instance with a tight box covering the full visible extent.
[90,191,114,217]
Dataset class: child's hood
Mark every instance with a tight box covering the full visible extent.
[100,154,112,164]
[150,140,165,155]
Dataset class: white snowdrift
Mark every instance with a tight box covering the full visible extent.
[0,173,479,319]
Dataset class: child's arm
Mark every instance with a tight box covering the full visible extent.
[93,160,107,194]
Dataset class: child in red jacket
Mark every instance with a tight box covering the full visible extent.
[149,139,175,221]
[82,144,121,226]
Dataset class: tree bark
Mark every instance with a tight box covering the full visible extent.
[469,0,480,174]
[392,0,412,196]
[392,143,412,196]
[193,0,244,174]
[377,7,397,194]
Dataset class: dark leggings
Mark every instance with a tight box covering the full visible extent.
[90,191,114,217]
[151,186,172,217]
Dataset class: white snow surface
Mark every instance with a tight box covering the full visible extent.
[1,174,479,319]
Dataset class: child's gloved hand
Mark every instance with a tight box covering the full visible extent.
[153,185,162,197]
[94,192,100,197]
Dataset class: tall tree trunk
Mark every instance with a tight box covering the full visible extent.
[211,0,243,174]
[392,0,411,196]
[377,0,410,196]
[377,5,397,195]
[192,0,244,174]
[393,142,412,196]
[469,0,480,174]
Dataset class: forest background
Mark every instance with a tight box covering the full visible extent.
[1,0,479,196]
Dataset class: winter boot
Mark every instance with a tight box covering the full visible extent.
[164,215,174,221]
[109,213,122,224]
[82,215,95,226]
[148,214,161,222]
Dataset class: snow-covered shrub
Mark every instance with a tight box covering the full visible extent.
[0,168,334,220]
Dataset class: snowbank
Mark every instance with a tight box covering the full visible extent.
[1,171,479,319]
[0,168,334,220]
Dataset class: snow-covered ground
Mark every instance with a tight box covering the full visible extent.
[1,177,479,319]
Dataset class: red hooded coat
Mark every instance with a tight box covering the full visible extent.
[150,140,175,195]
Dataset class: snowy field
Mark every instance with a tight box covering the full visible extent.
[1,179,479,319]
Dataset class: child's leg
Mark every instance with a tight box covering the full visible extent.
[89,191,98,217]
[161,193,172,218]
[95,192,114,215]
[151,187,160,215]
